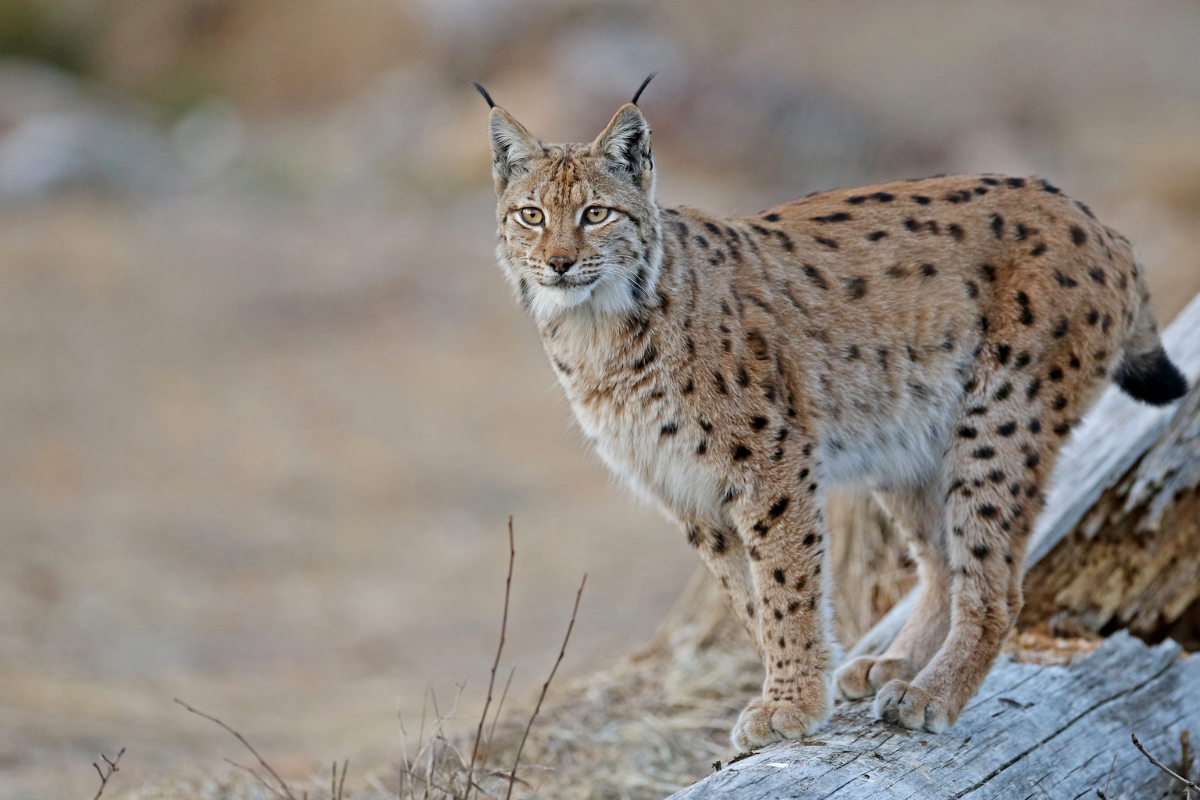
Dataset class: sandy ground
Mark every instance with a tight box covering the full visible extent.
[0,193,703,798]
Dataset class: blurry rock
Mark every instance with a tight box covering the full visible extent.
[0,60,172,200]
[171,100,244,186]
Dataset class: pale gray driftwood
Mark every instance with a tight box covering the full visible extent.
[850,291,1200,659]
[667,632,1199,799]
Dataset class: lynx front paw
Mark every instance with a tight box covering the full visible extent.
[731,695,831,751]
[834,656,917,700]
[873,680,951,733]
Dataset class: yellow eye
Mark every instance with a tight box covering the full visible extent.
[519,207,544,225]
[584,206,610,224]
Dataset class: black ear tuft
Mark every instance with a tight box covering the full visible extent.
[472,82,496,109]
[631,72,657,105]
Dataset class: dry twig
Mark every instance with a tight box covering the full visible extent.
[174,698,298,800]
[465,518,516,799]
[91,747,125,800]
[505,573,587,800]
[1132,732,1200,800]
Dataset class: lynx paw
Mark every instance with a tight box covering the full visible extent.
[731,696,831,751]
[873,680,951,733]
[834,656,916,700]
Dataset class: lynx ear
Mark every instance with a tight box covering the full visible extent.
[592,103,654,192]
[487,107,542,193]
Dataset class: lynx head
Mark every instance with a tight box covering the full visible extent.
[477,79,663,321]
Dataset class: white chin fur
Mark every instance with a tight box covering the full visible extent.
[528,273,640,321]
[530,281,597,316]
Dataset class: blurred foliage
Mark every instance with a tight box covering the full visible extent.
[0,0,92,74]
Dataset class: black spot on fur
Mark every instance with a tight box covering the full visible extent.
[1052,318,1069,338]
[1048,367,1064,382]
[802,264,828,289]
[871,192,895,202]
[997,344,1011,365]
[957,426,978,439]
[713,371,727,394]
[913,195,931,205]
[979,264,997,282]
[762,213,781,222]
[1070,225,1087,246]
[769,497,790,519]
[945,190,971,203]
[978,504,998,519]
[696,440,707,455]
[948,223,965,241]
[1007,177,1026,188]
[1031,242,1048,257]
[732,444,752,461]
[803,533,817,547]
[1054,271,1078,287]
[1026,378,1042,400]
[737,364,750,388]
[660,422,678,436]
[846,276,867,299]
[1052,395,1068,411]
[981,177,1000,186]
[1086,309,1100,326]
[921,263,938,277]
[1039,179,1061,194]
[972,544,990,560]
[1025,452,1040,469]
[812,212,852,223]
[693,236,708,249]
[846,195,867,205]
[1015,352,1031,368]
[750,416,768,430]
[965,280,979,299]
[989,214,1005,239]
[633,345,657,370]
[973,446,996,459]
[1029,419,1042,434]
[1053,422,1071,436]
[814,236,839,249]
[682,378,694,394]
[904,218,920,232]
[997,422,1016,436]
[994,382,1012,401]
[1016,224,1031,241]
[968,406,988,416]
[867,230,888,241]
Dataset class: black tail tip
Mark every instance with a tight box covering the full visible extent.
[1115,347,1189,406]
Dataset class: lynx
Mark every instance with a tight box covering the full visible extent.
[474,78,1187,749]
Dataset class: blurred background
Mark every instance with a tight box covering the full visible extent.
[2,0,1200,797]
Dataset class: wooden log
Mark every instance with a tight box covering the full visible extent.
[668,633,1199,799]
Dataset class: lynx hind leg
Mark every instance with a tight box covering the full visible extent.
[730,490,834,751]
[876,378,1068,732]
[835,484,951,700]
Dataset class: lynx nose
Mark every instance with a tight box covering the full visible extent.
[547,255,576,275]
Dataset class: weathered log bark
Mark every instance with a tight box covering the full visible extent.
[665,295,1200,799]
[669,633,1198,799]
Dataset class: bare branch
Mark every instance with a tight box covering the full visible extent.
[91,747,125,800]
[175,698,298,800]
[466,518,515,800]
[1132,732,1200,799]
[505,573,586,800]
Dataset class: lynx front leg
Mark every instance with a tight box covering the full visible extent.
[835,484,951,699]
[729,490,834,751]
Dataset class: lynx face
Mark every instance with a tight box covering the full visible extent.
[489,105,662,320]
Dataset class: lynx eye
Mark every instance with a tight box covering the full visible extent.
[584,206,611,224]
[519,207,544,225]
